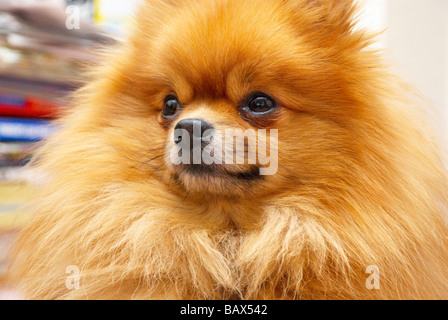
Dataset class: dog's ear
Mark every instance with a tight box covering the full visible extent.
[132,0,186,39]
[323,0,357,25]
[293,0,357,31]
[144,0,187,6]
[304,0,355,12]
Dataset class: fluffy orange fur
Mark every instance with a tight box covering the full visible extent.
[6,0,448,299]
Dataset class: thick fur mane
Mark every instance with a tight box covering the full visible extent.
[6,0,448,299]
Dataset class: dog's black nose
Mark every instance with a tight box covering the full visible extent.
[174,119,214,145]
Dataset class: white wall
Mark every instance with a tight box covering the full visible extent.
[356,0,387,36]
[358,0,448,138]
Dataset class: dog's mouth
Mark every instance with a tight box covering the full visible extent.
[172,164,263,193]
[181,164,261,180]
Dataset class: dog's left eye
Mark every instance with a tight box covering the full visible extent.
[243,93,277,115]
[162,96,181,119]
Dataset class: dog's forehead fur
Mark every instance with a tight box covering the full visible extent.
[146,1,303,98]
[131,0,353,101]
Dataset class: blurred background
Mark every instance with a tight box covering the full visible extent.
[0,0,447,279]
[359,0,448,138]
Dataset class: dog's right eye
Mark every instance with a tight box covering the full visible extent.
[162,96,181,119]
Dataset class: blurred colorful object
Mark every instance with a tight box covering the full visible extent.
[93,0,140,34]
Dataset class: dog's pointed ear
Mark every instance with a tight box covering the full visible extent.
[133,0,186,38]
[144,0,185,6]
[302,0,358,31]
[325,0,357,24]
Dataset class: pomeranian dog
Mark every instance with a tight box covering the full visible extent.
[6,0,448,299]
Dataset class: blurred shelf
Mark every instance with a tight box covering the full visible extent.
[0,183,33,230]
[0,72,79,91]
[0,229,19,280]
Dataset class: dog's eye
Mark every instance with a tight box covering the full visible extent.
[162,96,181,119]
[244,93,277,115]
